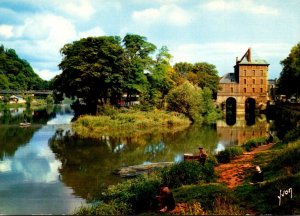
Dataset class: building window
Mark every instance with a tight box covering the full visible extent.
[253,70,255,76]
[253,88,255,93]
[260,88,263,93]
[261,79,263,84]
[261,70,263,76]
[244,79,246,84]
[244,70,246,76]
[244,88,246,93]
[231,87,233,93]
[253,79,255,84]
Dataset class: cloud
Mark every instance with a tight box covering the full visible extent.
[132,4,192,26]
[34,68,60,81]
[171,42,291,78]
[0,25,13,38]
[78,26,105,38]
[202,0,279,15]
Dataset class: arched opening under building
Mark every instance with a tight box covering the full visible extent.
[245,98,256,125]
[226,97,236,125]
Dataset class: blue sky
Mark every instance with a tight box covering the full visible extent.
[0,0,299,80]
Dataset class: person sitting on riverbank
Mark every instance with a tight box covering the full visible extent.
[250,166,264,184]
[198,147,207,165]
[156,184,175,213]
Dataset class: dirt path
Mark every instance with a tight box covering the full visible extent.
[215,143,274,189]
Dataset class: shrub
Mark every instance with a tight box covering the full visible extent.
[216,146,244,163]
[160,160,216,188]
[242,137,268,152]
[100,174,161,213]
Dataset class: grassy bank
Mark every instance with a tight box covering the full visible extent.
[72,109,191,139]
[74,126,300,215]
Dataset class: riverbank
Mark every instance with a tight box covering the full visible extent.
[72,109,191,139]
[75,127,300,215]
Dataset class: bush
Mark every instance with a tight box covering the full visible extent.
[216,146,244,163]
[160,160,216,188]
[100,174,161,213]
[242,137,268,152]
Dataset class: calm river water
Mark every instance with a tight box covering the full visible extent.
[0,105,272,214]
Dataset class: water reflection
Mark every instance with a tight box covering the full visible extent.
[217,115,269,146]
[0,106,84,215]
[49,125,219,199]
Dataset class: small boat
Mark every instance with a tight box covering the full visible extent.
[20,122,31,127]
[114,162,174,178]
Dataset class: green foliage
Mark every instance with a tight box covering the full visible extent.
[173,183,238,212]
[242,137,268,151]
[266,141,300,176]
[72,109,191,138]
[202,87,222,124]
[283,126,300,143]
[166,81,203,123]
[75,201,132,215]
[0,44,48,90]
[216,146,244,163]
[278,42,300,97]
[45,95,54,105]
[236,174,300,214]
[100,174,161,213]
[160,160,216,188]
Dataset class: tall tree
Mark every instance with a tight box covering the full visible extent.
[278,42,300,97]
[146,46,177,108]
[122,34,156,98]
[54,36,127,114]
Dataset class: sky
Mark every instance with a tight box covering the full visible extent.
[0,0,299,81]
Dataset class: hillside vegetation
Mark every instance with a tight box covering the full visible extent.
[0,44,48,90]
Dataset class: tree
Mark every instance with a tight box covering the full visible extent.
[54,36,127,114]
[173,62,193,76]
[122,34,156,103]
[278,42,300,97]
[190,62,220,98]
[166,81,203,123]
[146,46,177,108]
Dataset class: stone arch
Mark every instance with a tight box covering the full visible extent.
[245,97,256,125]
[226,97,236,125]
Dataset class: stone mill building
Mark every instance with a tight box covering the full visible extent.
[217,48,269,116]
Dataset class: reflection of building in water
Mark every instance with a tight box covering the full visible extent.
[217,116,269,146]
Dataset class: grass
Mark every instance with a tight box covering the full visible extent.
[72,109,191,138]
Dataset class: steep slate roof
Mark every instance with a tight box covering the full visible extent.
[237,48,269,65]
[219,73,237,84]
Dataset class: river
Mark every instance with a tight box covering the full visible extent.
[0,105,273,214]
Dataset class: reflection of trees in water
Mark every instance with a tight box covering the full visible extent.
[0,106,59,160]
[48,125,218,200]
[0,126,36,160]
